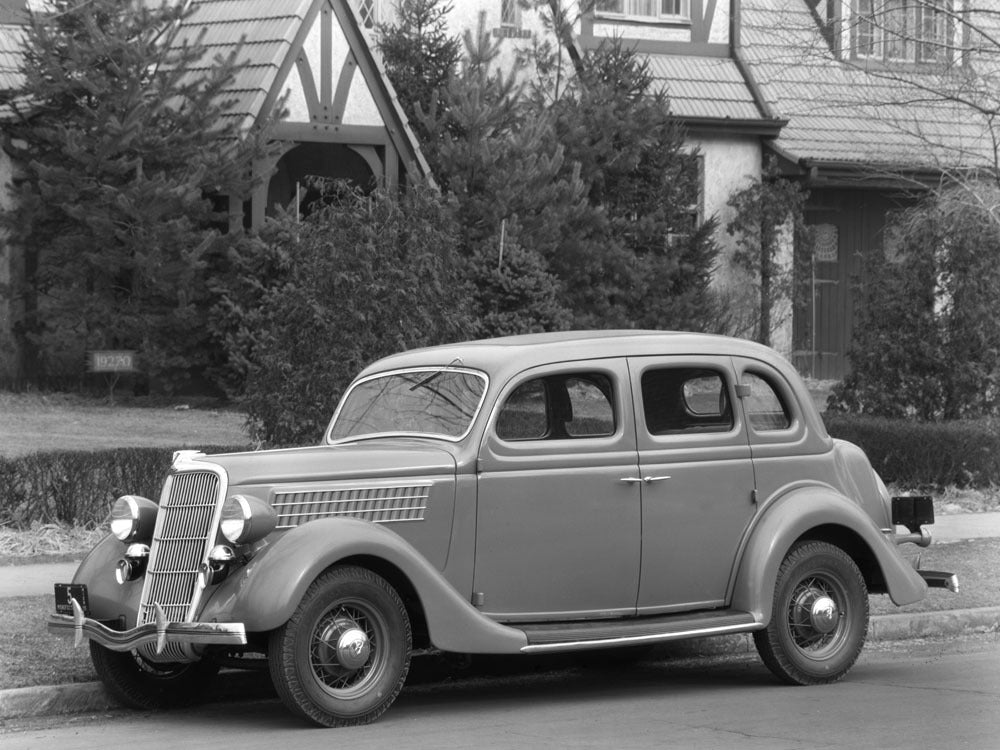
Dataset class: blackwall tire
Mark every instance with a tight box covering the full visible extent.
[89,641,219,710]
[753,541,869,686]
[268,565,412,727]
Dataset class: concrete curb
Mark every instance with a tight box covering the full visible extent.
[3,606,998,722]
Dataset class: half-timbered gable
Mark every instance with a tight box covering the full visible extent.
[170,0,430,226]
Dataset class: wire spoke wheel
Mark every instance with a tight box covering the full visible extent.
[754,541,868,686]
[269,566,411,727]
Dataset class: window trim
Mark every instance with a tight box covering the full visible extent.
[852,0,955,66]
[595,0,693,25]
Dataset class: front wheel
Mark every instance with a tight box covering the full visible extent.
[754,541,869,685]
[89,642,219,709]
[268,565,412,727]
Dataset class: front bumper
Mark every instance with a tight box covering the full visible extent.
[47,597,247,654]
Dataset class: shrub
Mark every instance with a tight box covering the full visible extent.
[824,413,1000,489]
[225,183,476,446]
[0,446,245,528]
[828,187,1000,420]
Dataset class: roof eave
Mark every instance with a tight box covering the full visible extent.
[678,115,787,137]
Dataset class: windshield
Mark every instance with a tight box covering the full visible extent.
[328,368,489,442]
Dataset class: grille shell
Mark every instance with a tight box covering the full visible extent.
[139,469,226,633]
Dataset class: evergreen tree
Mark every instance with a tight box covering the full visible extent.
[376,0,461,146]
[412,14,583,336]
[548,39,722,330]
[1,0,265,389]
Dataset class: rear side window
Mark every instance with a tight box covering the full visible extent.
[742,372,791,431]
[641,367,733,435]
[496,373,615,441]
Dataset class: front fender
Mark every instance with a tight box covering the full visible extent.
[70,533,143,626]
[732,486,927,624]
[197,518,527,654]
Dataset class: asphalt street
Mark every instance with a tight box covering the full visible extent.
[2,635,998,749]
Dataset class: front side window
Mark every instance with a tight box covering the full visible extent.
[641,368,733,435]
[329,368,488,441]
[496,373,616,441]
[596,0,691,21]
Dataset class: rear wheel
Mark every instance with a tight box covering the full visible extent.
[754,541,868,685]
[90,642,219,709]
[268,565,412,727]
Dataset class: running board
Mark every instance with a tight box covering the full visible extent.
[517,609,761,654]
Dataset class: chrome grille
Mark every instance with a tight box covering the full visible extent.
[139,471,221,627]
[273,484,430,528]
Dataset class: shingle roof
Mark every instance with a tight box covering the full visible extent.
[740,0,999,170]
[646,54,770,123]
[168,0,315,131]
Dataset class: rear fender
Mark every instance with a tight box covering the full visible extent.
[732,487,927,624]
[197,518,527,654]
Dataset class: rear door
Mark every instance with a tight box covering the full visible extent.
[629,356,757,613]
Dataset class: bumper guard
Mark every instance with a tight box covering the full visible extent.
[47,597,247,654]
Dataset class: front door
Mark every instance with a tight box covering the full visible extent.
[629,356,757,613]
[474,359,640,621]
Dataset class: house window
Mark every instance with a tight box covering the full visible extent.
[355,0,379,30]
[596,0,691,22]
[854,0,952,64]
[501,0,520,28]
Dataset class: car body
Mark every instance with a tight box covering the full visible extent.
[49,331,956,726]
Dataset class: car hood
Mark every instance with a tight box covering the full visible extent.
[192,441,457,487]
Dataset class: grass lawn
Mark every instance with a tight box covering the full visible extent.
[0,392,249,458]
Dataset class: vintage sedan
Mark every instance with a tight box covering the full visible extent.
[49,331,956,726]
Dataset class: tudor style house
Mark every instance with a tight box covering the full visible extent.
[1,0,996,381]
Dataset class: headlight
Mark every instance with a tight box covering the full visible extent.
[220,494,277,545]
[109,495,158,542]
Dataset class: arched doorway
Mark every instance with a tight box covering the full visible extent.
[266,142,379,218]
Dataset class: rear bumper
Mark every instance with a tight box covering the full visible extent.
[47,597,247,654]
[918,570,960,593]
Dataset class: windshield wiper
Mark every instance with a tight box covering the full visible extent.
[409,357,463,391]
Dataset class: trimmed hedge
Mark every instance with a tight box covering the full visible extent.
[2,418,995,526]
[0,446,247,528]
[824,414,1000,489]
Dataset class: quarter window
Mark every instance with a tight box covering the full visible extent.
[641,368,733,435]
[742,372,792,432]
[497,373,616,441]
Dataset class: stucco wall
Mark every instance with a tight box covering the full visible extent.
[687,133,789,355]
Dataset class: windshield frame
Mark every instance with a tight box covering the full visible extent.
[325,366,491,445]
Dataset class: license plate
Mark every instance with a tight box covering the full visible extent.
[54,584,90,616]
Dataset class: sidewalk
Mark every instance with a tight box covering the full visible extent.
[1,513,999,721]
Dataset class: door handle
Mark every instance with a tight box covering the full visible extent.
[620,476,671,484]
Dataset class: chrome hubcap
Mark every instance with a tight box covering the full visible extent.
[335,626,371,670]
[809,596,839,634]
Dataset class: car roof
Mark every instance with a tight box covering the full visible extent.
[356,331,787,382]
